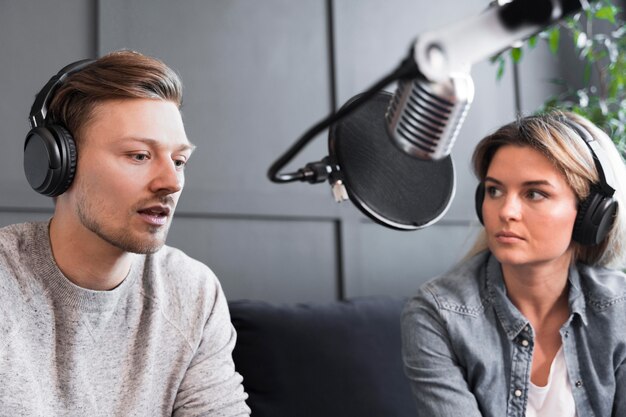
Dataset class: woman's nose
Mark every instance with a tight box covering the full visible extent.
[499,194,522,221]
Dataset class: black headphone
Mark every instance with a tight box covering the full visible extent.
[475,118,618,246]
[24,59,95,197]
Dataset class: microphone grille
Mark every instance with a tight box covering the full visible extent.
[386,73,474,160]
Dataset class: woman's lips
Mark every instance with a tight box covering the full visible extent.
[495,231,524,243]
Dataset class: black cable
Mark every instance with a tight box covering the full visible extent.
[267,48,420,183]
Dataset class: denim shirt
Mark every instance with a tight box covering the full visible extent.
[401,251,626,417]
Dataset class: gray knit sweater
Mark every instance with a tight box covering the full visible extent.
[0,221,250,416]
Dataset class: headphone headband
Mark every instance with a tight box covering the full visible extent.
[29,59,96,129]
[559,117,616,198]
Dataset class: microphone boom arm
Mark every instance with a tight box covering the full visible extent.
[415,0,582,82]
[268,0,586,183]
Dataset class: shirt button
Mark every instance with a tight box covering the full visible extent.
[521,339,529,347]
[514,389,522,397]
[575,380,583,388]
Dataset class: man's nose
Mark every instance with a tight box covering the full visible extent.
[149,158,183,194]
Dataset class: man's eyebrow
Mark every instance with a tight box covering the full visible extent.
[118,137,196,153]
[484,176,555,188]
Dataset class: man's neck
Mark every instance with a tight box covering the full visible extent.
[49,215,134,291]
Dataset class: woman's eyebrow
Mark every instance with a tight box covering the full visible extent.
[484,176,555,188]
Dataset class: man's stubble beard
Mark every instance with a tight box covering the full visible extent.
[75,191,172,255]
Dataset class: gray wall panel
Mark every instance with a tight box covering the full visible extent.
[344,221,481,298]
[333,0,487,102]
[99,0,334,216]
[0,211,52,227]
[167,216,338,303]
[0,0,96,208]
[518,42,561,115]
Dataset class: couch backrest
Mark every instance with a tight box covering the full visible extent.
[229,296,417,417]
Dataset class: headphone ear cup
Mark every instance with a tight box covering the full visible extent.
[573,193,595,245]
[24,125,77,197]
[475,183,485,225]
[573,187,618,246]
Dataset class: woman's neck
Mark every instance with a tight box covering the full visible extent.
[501,256,574,387]
[501,255,572,323]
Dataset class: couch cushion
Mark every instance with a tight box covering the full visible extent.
[229,296,417,417]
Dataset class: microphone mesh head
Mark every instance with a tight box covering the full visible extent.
[385,73,474,160]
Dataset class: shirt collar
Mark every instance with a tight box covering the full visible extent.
[567,262,589,326]
[485,255,529,340]
[485,254,588,341]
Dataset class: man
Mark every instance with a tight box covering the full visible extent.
[0,50,250,416]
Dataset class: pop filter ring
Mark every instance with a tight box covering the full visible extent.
[328,91,456,230]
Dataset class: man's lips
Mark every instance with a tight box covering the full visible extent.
[137,205,171,216]
[137,205,172,226]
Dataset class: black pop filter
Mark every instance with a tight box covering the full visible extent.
[328,91,455,230]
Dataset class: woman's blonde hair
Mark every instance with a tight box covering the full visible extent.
[468,111,626,269]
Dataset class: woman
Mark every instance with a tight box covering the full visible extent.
[401,111,626,417]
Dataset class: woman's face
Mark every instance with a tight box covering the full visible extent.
[481,144,579,270]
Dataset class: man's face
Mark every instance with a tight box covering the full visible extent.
[65,98,194,254]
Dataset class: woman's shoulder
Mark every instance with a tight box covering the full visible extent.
[408,251,492,317]
[577,263,626,311]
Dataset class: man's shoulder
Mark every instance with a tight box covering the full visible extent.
[0,221,47,266]
[0,221,44,248]
[141,245,222,308]
[150,244,217,284]
[139,245,230,345]
[0,222,47,322]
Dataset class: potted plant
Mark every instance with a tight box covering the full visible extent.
[492,0,626,155]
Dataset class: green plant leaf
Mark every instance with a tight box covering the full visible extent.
[548,27,560,55]
[583,62,592,89]
[595,5,618,24]
[528,35,538,49]
[496,56,505,81]
[510,47,523,63]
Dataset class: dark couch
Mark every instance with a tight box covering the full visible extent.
[229,296,417,417]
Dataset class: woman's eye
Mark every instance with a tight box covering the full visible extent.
[486,186,502,198]
[174,159,187,168]
[527,190,546,201]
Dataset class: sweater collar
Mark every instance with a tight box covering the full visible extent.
[30,220,142,312]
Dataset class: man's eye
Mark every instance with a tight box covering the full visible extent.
[131,153,149,161]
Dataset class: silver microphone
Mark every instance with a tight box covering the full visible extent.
[385,73,474,160]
